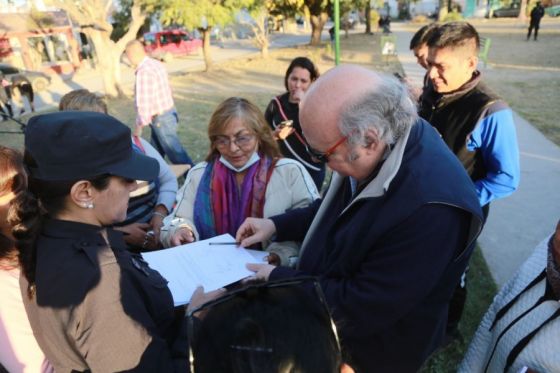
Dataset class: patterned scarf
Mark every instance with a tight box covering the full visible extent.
[194,155,276,240]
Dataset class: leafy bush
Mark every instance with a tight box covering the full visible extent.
[444,10,464,21]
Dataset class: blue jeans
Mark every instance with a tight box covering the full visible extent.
[150,110,193,165]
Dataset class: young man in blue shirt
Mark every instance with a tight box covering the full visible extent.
[418,21,520,341]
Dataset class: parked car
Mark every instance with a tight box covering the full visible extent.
[546,4,560,16]
[0,63,52,92]
[143,30,202,62]
[493,4,521,17]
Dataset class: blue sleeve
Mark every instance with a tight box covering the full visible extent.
[468,108,520,206]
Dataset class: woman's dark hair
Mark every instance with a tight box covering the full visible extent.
[12,150,111,297]
[193,284,342,373]
[0,146,27,269]
[284,57,320,91]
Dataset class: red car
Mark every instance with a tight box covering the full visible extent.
[143,30,202,61]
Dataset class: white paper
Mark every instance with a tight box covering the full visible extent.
[142,234,262,306]
[246,249,269,263]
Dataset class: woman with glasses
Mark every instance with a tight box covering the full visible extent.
[160,97,318,266]
[264,57,325,190]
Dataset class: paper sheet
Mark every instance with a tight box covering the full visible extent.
[142,234,263,306]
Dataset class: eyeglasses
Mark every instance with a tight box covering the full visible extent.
[186,276,341,372]
[213,134,255,149]
[305,136,348,163]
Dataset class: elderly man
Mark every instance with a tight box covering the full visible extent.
[125,40,193,165]
[236,65,483,372]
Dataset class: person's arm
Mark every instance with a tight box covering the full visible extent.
[271,204,471,337]
[160,165,204,247]
[135,67,157,129]
[263,161,320,266]
[140,138,178,212]
[469,107,520,206]
[73,261,181,372]
[270,198,322,242]
[264,99,275,127]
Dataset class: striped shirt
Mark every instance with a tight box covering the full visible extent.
[134,57,175,127]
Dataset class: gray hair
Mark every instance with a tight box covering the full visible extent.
[339,74,417,148]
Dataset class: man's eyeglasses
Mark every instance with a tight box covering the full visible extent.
[305,136,348,163]
[186,276,341,372]
[213,134,255,149]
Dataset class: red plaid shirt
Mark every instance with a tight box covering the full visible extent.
[134,57,175,127]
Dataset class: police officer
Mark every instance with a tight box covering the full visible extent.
[15,111,221,372]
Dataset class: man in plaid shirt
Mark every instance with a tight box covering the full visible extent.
[125,40,193,165]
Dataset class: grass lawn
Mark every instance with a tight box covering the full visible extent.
[0,32,498,370]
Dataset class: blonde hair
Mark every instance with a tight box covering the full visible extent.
[206,97,281,161]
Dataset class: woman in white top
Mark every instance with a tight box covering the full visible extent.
[0,146,52,373]
[161,97,319,266]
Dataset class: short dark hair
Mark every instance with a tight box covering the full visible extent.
[409,23,439,50]
[284,57,319,92]
[426,22,480,52]
[192,283,342,372]
[59,89,108,114]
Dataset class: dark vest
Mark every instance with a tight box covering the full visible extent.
[419,80,503,183]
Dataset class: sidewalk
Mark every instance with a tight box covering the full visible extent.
[393,23,560,286]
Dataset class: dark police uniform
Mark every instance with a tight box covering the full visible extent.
[21,219,187,372]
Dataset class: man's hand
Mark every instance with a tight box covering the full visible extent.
[236,218,276,248]
[246,263,276,281]
[115,223,151,247]
[171,227,195,246]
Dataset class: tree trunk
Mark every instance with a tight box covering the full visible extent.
[201,28,213,71]
[248,11,269,59]
[438,0,449,20]
[365,3,372,34]
[518,0,528,22]
[309,12,328,46]
[52,1,146,97]
[86,30,119,97]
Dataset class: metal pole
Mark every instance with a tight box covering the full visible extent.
[334,0,340,65]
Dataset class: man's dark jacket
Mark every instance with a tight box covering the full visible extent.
[270,119,483,372]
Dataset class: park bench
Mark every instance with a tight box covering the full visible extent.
[479,37,492,67]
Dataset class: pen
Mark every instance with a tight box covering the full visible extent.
[208,242,241,245]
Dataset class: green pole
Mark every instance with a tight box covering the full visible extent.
[334,0,340,65]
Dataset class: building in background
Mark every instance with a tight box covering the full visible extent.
[0,1,79,75]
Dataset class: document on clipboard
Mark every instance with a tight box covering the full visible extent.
[142,234,265,306]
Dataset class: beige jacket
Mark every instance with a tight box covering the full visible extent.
[160,158,319,266]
